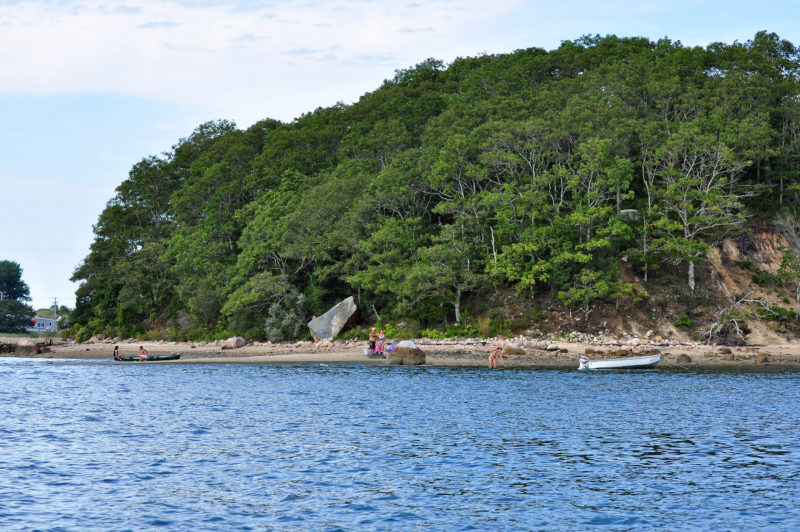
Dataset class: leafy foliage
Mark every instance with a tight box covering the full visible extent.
[0,260,31,302]
[263,288,308,342]
[0,300,35,333]
[0,260,34,333]
[70,33,800,340]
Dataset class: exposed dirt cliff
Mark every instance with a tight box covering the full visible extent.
[465,226,799,346]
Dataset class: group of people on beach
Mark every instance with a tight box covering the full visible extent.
[112,345,151,361]
[367,327,387,357]
[364,327,504,368]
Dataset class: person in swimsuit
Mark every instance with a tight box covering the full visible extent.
[368,328,378,355]
[489,345,504,368]
[139,346,149,361]
[376,330,386,357]
[495,345,505,367]
[113,345,120,360]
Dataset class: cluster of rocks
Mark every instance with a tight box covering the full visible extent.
[1,341,17,354]
[420,332,717,352]
[550,330,708,349]
[86,335,117,344]
[585,347,662,357]
[0,338,52,356]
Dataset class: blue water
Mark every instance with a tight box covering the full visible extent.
[1,359,799,531]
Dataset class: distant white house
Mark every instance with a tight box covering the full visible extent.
[26,316,59,333]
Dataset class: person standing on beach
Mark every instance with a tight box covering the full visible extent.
[377,330,386,357]
[368,328,378,355]
[113,345,120,360]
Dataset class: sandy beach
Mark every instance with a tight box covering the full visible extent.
[3,335,800,368]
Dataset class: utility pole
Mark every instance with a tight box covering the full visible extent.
[52,297,59,316]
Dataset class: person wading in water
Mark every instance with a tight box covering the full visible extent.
[489,345,505,368]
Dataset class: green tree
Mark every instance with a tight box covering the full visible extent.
[407,227,482,324]
[651,122,752,290]
[0,260,31,302]
[263,287,308,342]
[0,300,35,333]
[776,212,800,312]
[0,260,34,333]
[347,217,429,316]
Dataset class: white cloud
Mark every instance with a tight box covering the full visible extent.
[0,0,522,125]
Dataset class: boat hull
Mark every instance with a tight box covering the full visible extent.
[579,354,660,370]
[115,354,181,362]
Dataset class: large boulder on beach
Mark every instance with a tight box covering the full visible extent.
[307,296,358,341]
[221,336,247,350]
[756,353,772,364]
[14,338,42,355]
[675,354,692,364]
[386,340,425,365]
[502,342,526,356]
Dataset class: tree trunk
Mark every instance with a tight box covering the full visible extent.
[490,227,497,265]
[796,281,799,314]
[642,221,649,283]
[454,288,461,324]
[688,261,696,291]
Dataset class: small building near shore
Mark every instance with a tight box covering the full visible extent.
[26,316,59,333]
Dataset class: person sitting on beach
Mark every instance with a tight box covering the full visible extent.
[376,330,386,357]
[368,328,378,355]
[139,346,149,361]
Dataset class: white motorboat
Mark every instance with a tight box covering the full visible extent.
[578,353,661,370]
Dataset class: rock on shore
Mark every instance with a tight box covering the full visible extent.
[221,336,247,350]
[386,340,426,365]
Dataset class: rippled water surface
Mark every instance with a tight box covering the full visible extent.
[1,359,799,530]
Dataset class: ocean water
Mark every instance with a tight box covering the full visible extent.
[1,358,798,531]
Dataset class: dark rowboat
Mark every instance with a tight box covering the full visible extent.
[114,354,181,362]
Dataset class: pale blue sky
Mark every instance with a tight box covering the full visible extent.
[1,0,799,311]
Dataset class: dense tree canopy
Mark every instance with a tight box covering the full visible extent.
[71,32,800,340]
[0,260,34,333]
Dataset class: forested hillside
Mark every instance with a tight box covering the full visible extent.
[71,32,800,342]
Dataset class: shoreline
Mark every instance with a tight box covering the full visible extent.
[4,337,800,369]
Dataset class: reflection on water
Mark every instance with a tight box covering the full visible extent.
[0,359,799,530]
